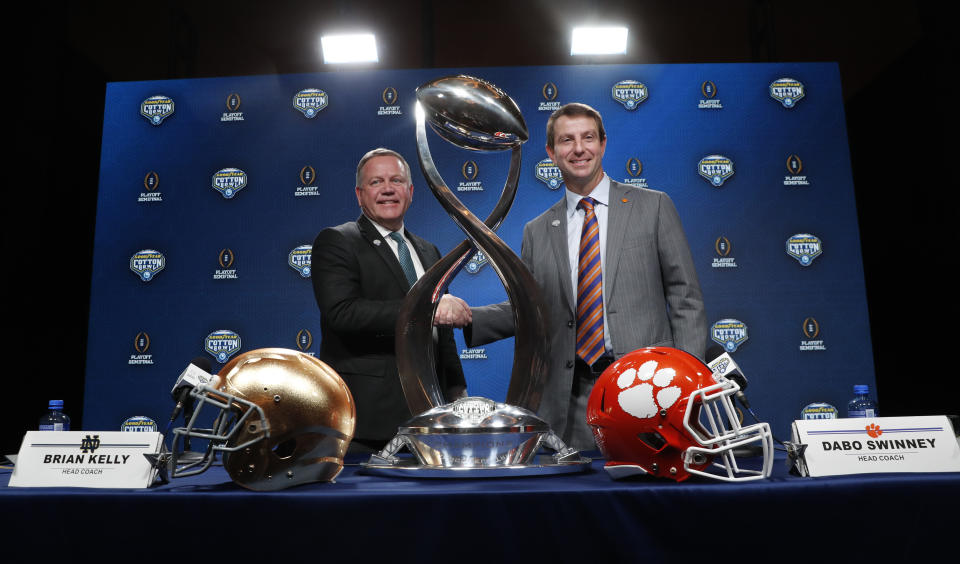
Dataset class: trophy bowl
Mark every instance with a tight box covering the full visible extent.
[416,75,528,151]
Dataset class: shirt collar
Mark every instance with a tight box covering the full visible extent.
[565,174,610,216]
[366,215,405,239]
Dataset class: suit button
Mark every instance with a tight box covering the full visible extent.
[567,320,574,328]
[566,360,574,368]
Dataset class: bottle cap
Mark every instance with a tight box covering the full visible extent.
[48,399,64,409]
[853,384,869,395]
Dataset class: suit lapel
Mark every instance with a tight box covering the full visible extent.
[357,215,410,292]
[605,181,634,300]
[406,230,438,269]
[547,200,575,315]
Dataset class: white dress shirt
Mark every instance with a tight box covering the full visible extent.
[368,217,426,279]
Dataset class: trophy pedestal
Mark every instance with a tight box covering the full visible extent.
[361,397,590,478]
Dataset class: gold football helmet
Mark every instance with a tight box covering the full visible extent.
[171,348,355,490]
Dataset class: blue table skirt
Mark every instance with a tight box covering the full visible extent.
[2,452,957,560]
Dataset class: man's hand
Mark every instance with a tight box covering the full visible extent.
[434,294,472,328]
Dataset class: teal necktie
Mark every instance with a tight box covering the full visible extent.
[388,231,418,287]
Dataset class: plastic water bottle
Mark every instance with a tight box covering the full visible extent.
[39,400,71,431]
[846,385,878,418]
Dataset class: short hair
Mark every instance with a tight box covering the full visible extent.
[355,148,413,187]
[545,103,606,150]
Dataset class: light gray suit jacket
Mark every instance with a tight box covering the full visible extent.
[468,180,707,441]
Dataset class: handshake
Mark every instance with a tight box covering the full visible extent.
[434,294,473,328]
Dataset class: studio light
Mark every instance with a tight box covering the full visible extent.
[320,33,379,64]
[570,26,628,55]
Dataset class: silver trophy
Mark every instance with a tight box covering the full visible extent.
[362,75,589,477]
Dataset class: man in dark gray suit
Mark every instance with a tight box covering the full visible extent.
[312,148,470,453]
[452,103,707,450]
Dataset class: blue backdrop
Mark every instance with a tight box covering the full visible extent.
[85,62,873,439]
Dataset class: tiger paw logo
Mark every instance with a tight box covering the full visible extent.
[866,423,882,438]
[616,360,682,419]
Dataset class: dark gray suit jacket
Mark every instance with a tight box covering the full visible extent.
[469,181,707,442]
[312,215,465,441]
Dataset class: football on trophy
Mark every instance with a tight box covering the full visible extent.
[416,75,528,151]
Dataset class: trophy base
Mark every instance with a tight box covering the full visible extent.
[359,397,591,478]
[361,454,591,478]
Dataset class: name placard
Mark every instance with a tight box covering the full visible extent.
[791,416,960,477]
[9,431,163,488]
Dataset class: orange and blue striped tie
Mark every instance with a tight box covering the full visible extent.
[576,197,605,366]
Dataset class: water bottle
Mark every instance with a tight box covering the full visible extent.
[39,399,71,431]
[846,385,878,418]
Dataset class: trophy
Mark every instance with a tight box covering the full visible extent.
[362,75,589,476]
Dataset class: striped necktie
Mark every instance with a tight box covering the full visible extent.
[388,231,418,287]
[576,197,605,366]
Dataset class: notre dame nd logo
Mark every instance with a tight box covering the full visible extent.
[80,435,101,453]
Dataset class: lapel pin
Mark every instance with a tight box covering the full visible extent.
[373,239,381,246]
[622,198,628,203]
[551,220,561,227]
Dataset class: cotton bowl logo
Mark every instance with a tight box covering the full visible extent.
[786,233,823,266]
[770,78,805,108]
[130,249,165,282]
[698,155,735,187]
[288,245,312,277]
[611,80,648,110]
[121,416,158,433]
[535,158,563,190]
[711,318,748,352]
[293,88,328,118]
[212,168,247,199]
[140,95,174,125]
[205,330,242,363]
[465,250,488,274]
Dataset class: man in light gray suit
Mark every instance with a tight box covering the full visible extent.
[450,103,707,450]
